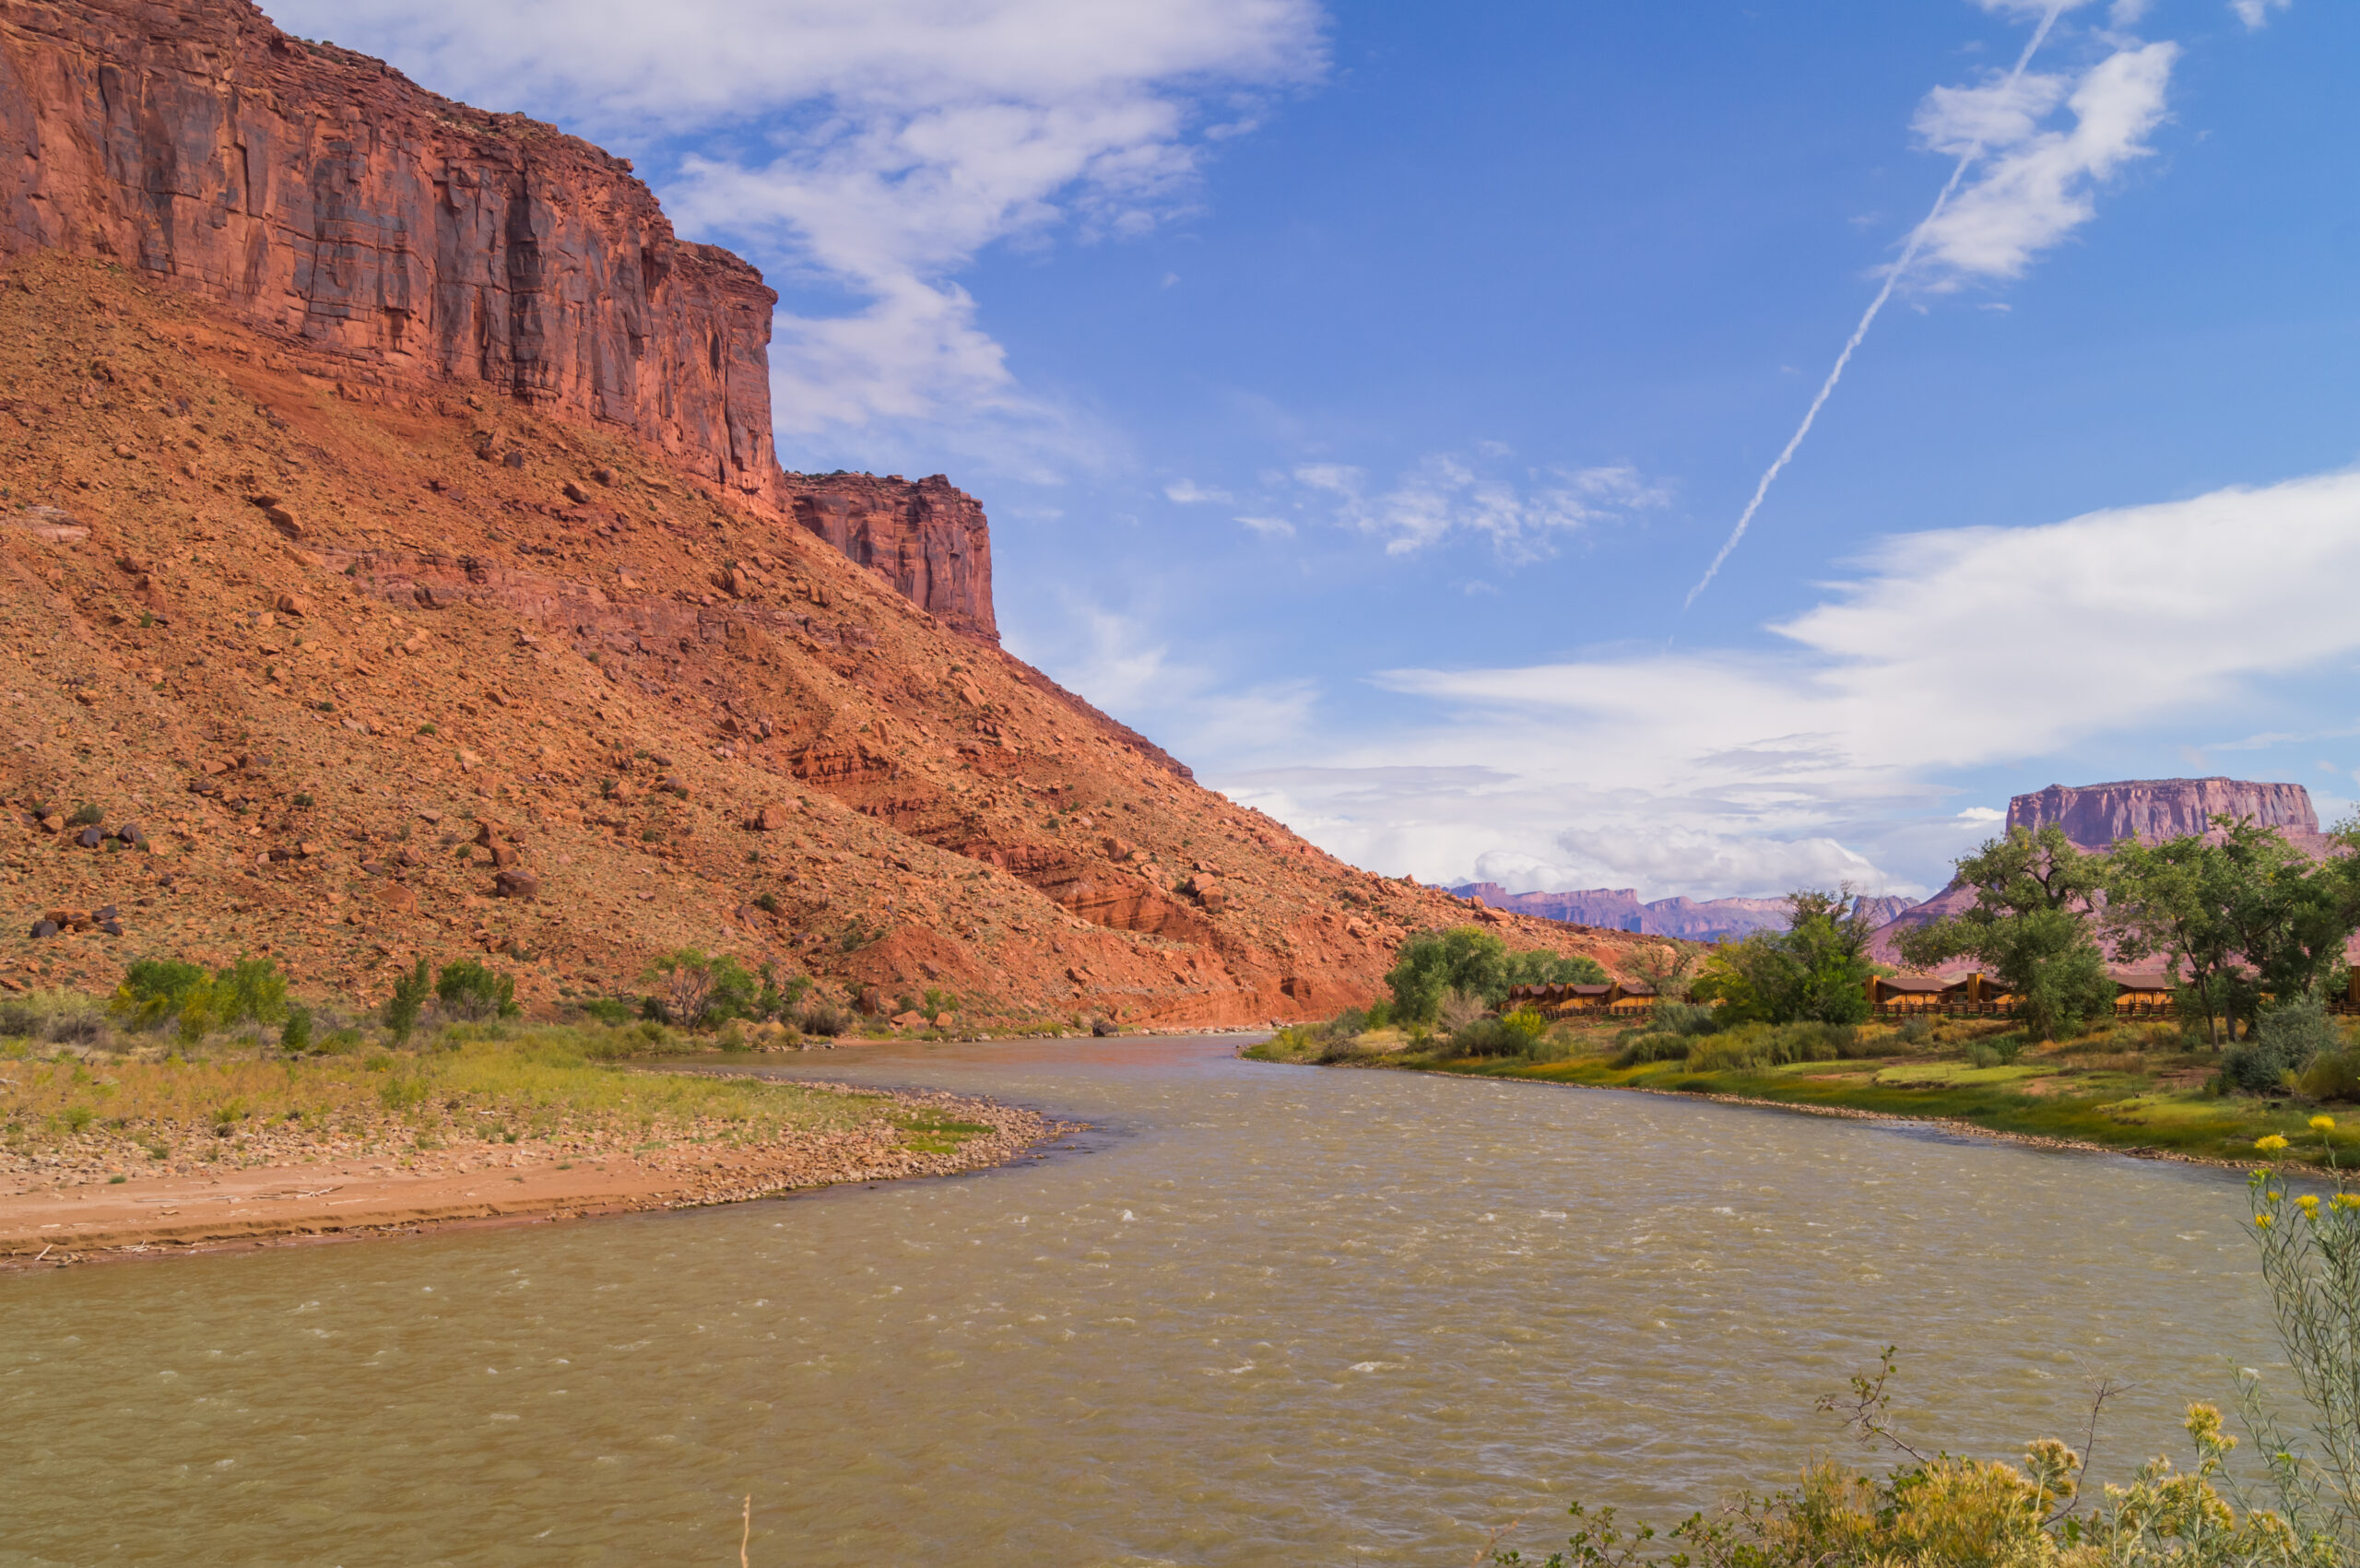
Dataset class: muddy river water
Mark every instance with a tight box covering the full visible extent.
[1,1036,2282,1565]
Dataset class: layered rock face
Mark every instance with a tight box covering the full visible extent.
[0,0,781,500]
[2008,777,2321,851]
[784,473,997,642]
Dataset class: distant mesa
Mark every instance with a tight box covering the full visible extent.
[2006,776,2324,854]
[1870,775,2330,965]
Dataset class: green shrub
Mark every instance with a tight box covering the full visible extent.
[2226,996,2341,1095]
[434,959,518,1021]
[1651,1001,1720,1037]
[211,957,289,1027]
[2299,1049,2360,1102]
[1895,1015,1937,1047]
[578,996,636,1026]
[382,958,431,1043]
[112,960,211,1032]
[1613,1032,1692,1067]
[280,1004,313,1053]
[67,802,103,828]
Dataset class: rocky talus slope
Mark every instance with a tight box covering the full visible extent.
[0,252,1658,1025]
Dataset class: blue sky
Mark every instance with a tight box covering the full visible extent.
[277,0,2359,902]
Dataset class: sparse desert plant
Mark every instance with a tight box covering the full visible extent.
[279,1004,313,1054]
[434,959,518,1022]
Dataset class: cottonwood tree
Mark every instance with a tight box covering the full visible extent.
[2106,821,2254,1046]
[1896,825,2115,1040]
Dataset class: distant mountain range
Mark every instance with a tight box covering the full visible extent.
[1449,883,1913,942]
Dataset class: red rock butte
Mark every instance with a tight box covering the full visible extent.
[2007,777,2321,852]
[0,0,996,639]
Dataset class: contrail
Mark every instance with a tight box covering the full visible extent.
[1685,3,2071,609]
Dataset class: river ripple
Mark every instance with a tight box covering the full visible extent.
[0,1036,2278,1565]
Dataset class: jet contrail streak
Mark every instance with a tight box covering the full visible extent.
[1684,3,2070,610]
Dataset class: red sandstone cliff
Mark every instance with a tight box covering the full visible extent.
[0,0,780,499]
[0,0,1004,639]
[785,472,997,642]
[2008,777,2322,851]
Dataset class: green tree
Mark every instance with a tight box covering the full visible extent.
[1385,927,1509,1023]
[1698,890,1876,1025]
[1895,824,2117,1041]
[383,957,432,1043]
[2106,826,2251,1046]
[2221,818,2360,1015]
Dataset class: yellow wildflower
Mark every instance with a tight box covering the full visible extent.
[2257,1214,2276,1229]
[2333,1193,2360,1210]
[2256,1135,2291,1153]
[2299,1194,2320,1215]
[2313,1115,2337,1133]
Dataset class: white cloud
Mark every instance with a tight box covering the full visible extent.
[1911,41,2177,284]
[1216,469,2360,898]
[2230,0,2292,28]
[1957,807,2006,822]
[270,0,1327,454]
[1293,454,1668,560]
[1235,514,1296,537]
[1008,601,1318,766]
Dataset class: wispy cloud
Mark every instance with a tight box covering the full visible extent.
[1912,41,2177,284]
[2230,0,2293,29]
[271,0,1328,463]
[1164,478,1233,504]
[1294,454,1667,560]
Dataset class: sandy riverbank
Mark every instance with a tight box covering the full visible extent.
[1,1082,1073,1268]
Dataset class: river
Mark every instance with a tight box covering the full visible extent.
[0,1035,2280,1565]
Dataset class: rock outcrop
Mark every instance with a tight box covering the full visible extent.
[2008,777,2323,852]
[0,0,781,499]
[785,472,997,642]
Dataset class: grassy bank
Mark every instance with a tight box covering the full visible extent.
[1,1007,985,1186]
[1247,1013,2357,1167]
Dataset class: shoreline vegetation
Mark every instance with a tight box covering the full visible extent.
[1248,1010,2353,1170]
[0,958,1082,1267]
[1257,820,2360,1169]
